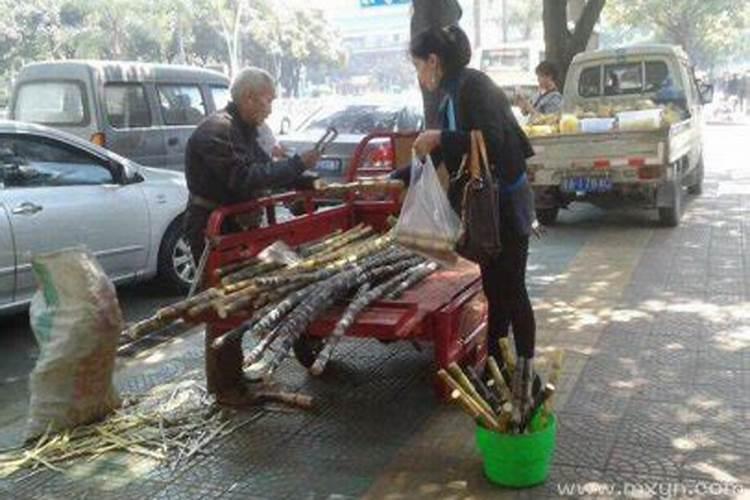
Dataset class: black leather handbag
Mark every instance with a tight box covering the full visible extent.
[454,130,503,264]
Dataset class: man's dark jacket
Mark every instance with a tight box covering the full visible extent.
[183,102,306,256]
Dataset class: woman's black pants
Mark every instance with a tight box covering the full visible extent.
[479,228,536,360]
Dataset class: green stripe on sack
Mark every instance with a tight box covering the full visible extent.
[31,260,60,346]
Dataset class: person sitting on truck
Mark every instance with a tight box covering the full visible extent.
[398,24,538,411]
[184,66,320,406]
[517,61,563,116]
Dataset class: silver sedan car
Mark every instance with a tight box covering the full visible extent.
[0,120,193,315]
[280,100,424,183]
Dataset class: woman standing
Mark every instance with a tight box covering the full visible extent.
[405,25,538,409]
[517,61,564,115]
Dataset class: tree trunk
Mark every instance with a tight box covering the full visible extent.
[543,0,605,90]
[411,0,463,128]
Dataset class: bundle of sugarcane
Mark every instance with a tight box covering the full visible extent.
[313,178,404,197]
[123,225,391,339]
[438,347,564,434]
[236,247,430,376]
[0,380,311,478]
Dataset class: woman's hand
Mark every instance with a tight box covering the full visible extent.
[413,130,442,156]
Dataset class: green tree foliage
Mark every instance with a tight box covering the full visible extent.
[0,0,342,95]
[605,0,750,69]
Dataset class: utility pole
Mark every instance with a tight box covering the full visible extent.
[473,0,481,48]
[501,0,508,43]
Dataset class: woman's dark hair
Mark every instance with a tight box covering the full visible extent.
[410,25,472,77]
[535,61,559,81]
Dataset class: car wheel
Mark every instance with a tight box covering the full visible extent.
[158,220,194,292]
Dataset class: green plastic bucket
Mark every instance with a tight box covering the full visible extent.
[475,413,557,487]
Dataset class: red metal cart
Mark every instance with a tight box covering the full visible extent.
[199,133,487,398]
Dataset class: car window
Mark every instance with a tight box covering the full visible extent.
[644,61,670,92]
[210,85,229,110]
[579,66,602,97]
[157,84,206,125]
[604,63,643,96]
[0,134,114,189]
[104,83,152,129]
[14,81,87,126]
[307,105,399,134]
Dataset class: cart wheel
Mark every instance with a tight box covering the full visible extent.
[293,335,325,369]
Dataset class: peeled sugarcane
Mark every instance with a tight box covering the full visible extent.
[498,338,516,374]
[438,369,501,431]
[487,356,512,403]
[308,257,426,375]
[261,248,412,377]
[384,261,439,300]
[396,231,457,254]
[447,363,495,418]
[315,178,404,197]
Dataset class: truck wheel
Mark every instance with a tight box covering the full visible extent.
[687,157,704,195]
[658,178,682,227]
[292,335,325,369]
[536,207,559,226]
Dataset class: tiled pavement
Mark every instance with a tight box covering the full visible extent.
[1,127,749,499]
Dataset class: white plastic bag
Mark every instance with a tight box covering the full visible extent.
[26,247,122,439]
[395,154,462,264]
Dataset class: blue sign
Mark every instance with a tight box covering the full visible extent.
[359,0,410,7]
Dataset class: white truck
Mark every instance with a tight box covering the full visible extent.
[527,45,714,226]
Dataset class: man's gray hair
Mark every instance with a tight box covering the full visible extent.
[230,67,274,103]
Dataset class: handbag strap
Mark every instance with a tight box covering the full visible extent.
[470,130,493,181]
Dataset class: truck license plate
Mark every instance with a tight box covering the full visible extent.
[562,176,612,193]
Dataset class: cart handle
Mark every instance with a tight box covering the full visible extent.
[205,190,317,239]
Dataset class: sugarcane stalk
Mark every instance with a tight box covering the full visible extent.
[243,323,285,367]
[498,338,516,374]
[384,261,439,299]
[487,356,512,403]
[262,248,408,376]
[519,383,556,433]
[447,363,495,418]
[255,390,313,409]
[547,350,565,387]
[465,366,502,414]
[309,258,424,375]
[124,288,221,338]
[308,282,371,376]
[437,370,500,431]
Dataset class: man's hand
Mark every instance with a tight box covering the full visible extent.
[299,149,322,169]
[413,130,441,157]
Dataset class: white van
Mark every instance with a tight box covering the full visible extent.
[9,60,230,170]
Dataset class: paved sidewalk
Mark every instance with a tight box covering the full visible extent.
[1,126,748,499]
